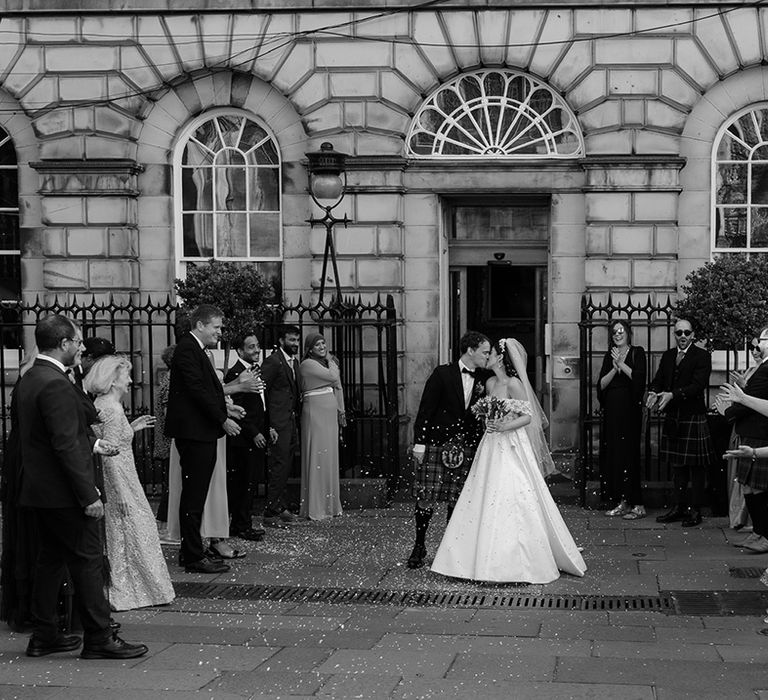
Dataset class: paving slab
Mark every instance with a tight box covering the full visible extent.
[254,646,334,672]
[316,649,456,677]
[205,670,328,696]
[147,611,347,630]
[136,642,278,671]
[446,651,557,681]
[540,619,656,641]
[373,632,593,656]
[117,623,256,645]
[592,639,722,661]
[247,629,384,649]
[48,692,250,700]
[607,611,703,628]
[317,673,402,698]
[167,598,298,615]
[0,686,59,699]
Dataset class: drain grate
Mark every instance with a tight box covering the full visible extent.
[670,590,768,617]
[173,582,672,612]
[729,567,765,579]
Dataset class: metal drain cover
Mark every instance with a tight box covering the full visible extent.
[670,590,768,617]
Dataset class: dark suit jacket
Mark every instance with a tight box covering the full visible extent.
[725,359,768,439]
[648,344,710,418]
[165,333,227,442]
[224,358,267,447]
[413,363,487,449]
[17,358,100,509]
[261,349,300,429]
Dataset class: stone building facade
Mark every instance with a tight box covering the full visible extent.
[1,1,766,459]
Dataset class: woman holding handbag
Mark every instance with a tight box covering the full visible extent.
[597,320,648,520]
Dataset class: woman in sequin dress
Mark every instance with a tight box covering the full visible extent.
[85,355,175,611]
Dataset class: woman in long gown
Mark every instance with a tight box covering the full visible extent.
[596,319,647,520]
[299,333,347,520]
[431,338,586,585]
[84,355,175,611]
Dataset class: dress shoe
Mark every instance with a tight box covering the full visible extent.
[743,535,768,554]
[207,541,246,560]
[406,543,427,569]
[681,509,703,527]
[733,532,761,548]
[655,506,686,523]
[184,556,230,574]
[81,634,148,660]
[26,633,81,657]
[278,510,297,523]
[231,527,265,542]
[263,515,290,529]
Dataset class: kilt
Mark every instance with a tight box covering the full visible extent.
[412,444,475,504]
[735,435,768,491]
[660,413,714,468]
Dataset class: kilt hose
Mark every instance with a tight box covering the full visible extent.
[660,413,714,468]
[412,444,476,504]
[735,435,768,491]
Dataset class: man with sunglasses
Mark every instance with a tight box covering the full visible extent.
[647,318,714,527]
[724,325,768,553]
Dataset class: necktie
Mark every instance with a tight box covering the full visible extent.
[462,367,475,377]
[676,351,685,366]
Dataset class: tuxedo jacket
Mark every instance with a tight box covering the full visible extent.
[224,358,267,447]
[725,359,768,439]
[165,333,227,442]
[648,343,710,418]
[17,359,100,509]
[413,362,487,449]
[261,349,301,429]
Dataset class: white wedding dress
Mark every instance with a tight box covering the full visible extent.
[431,397,586,584]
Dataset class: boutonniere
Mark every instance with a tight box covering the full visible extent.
[472,382,484,399]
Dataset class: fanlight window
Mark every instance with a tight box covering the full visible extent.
[406,70,583,159]
[713,105,768,252]
[176,110,281,262]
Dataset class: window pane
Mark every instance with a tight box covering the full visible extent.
[0,255,20,299]
[183,213,213,257]
[752,162,768,204]
[0,139,15,166]
[214,150,245,166]
[752,207,768,247]
[0,213,19,251]
[194,120,220,151]
[240,120,268,149]
[0,169,17,208]
[183,139,214,166]
[181,166,212,211]
[716,163,747,204]
[214,167,246,210]
[249,213,280,256]
[454,206,548,241]
[722,129,750,160]
[216,212,247,257]
[715,207,747,248]
[248,168,279,211]
[250,140,279,165]
[216,115,242,147]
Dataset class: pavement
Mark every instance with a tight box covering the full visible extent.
[3,484,768,700]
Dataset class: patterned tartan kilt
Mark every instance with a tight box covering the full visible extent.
[412,444,475,504]
[660,414,714,468]
[735,435,768,491]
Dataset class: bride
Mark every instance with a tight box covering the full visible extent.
[431,338,586,584]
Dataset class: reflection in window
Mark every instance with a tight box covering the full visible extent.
[406,70,583,159]
[0,129,19,301]
[713,106,768,252]
[178,112,281,262]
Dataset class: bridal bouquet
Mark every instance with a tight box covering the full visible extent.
[471,395,511,423]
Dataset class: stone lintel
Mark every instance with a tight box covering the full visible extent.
[581,155,686,192]
[30,159,144,196]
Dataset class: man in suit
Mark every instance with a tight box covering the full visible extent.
[725,324,768,552]
[261,324,301,528]
[17,314,147,659]
[407,330,491,568]
[224,332,276,541]
[165,304,241,573]
[648,318,714,527]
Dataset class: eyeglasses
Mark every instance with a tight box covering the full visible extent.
[612,329,626,335]
[66,337,84,347]
[674,330,693,337]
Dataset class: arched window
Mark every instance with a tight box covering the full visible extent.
[174,109,282,275]
[406,70,583,159]
[0,127,19,300]
[713,105,768,253]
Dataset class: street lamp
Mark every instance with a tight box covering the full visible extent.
[306,142,350,303]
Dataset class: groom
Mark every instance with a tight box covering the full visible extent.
[407,331,491,569]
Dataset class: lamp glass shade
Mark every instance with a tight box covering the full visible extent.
[310,173,344,201]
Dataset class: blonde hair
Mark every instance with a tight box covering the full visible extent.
[19,346,38,377]
[83,354,131,396]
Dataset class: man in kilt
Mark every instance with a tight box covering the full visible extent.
[407,331,491,569]
[648,318,714,527]
[725,324,768,553]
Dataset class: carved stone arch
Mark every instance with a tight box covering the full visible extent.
[679,66,768,267]
[405,69,584,159]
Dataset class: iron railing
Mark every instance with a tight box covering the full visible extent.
[0,294,401,494]
[578,294,753,506]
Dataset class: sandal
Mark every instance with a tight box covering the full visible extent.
[623,506,646,520]
[605,501,630,517]
[207,541,246,560]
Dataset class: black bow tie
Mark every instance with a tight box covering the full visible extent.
[461,368,475,377]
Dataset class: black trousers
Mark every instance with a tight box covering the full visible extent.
[176,438,217,564]
[672,464,706,509]
[226,442,264,533]
[31,508,111,645]
[265,418,298,516]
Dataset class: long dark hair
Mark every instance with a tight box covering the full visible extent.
[498,340,518,378]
